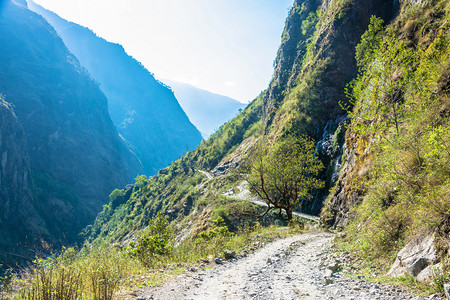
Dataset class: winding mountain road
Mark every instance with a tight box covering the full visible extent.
[198,170,319,223]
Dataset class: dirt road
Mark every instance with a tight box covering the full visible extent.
[127,231,423,300]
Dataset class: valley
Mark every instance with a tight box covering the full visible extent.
[0,0,449,298]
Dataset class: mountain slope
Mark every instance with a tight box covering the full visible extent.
[321,0,449,273]
[0,0,142,265]
[85,0,396,242]
[164,80,247,137]
[5,0,449,295]
[27,1,202,174]
[0,101,48,266]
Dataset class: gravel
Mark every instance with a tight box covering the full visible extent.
[120,231,434,300]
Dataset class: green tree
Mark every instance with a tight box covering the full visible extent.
[126,212,173,267]
[134,175,147,188]
[355,16,385,69]
[349,32,416,136]
[243,136,324,220]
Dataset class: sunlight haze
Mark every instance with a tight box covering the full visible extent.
[32,0,293,102]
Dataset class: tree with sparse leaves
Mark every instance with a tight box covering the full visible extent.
[243,136,324,220]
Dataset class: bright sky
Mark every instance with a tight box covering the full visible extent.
[32,0,292,103]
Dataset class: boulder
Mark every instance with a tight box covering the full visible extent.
[387,234,439,278]
[416,263,442,282]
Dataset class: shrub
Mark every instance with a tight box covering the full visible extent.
[126,213,173,267]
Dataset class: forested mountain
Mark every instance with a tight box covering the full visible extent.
[0,0,141,266]
[27,0,203,175]
[164,80,247,137]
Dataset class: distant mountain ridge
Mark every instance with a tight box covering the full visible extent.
[0,0,142,266]
[28,0,202,175]
[164,80,247,138]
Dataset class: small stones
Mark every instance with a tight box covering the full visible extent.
[327,260,341,271]
[224,250,236,259]
[324,269,333,277]
[444,283,450,299]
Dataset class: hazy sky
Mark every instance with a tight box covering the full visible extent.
[32,0,292,103]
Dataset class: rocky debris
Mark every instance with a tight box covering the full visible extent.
[214,258,223,265]
[133,231,426,300]
[387,234,439,279]
[444,283,450,299]
[327,259,341,271]
[211,137,257,176]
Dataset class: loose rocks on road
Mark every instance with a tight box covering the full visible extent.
[124,231,430,300]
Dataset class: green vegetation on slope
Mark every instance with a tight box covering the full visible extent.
[324,0,450,290]
[4,0,449,297]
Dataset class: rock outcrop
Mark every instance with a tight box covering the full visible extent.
[0,102,47,266]
[264,0,396,139]
[387,234,440,281]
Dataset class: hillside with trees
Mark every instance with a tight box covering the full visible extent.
[1,0,449,298]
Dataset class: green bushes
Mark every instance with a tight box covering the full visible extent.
[12,246,129,300]
[19,265,82,300]
[338,0,450,271]
[126,213,173,267]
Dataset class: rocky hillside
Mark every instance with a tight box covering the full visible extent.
[164,80,247,138]
[28,0,203,175]
[0,101,47,266]
[0,0,142,266]
[2,0,448,296]
[85,0,449,288]
[85,0,396,241]
[321,0,449,281]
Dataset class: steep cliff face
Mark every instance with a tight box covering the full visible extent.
[320,0,449,279]
[0,0,142,256]
[264,0,395,140]
[27,1,203,175]
[322,0,449,229]
[260,0,397,215]
[0,0,141,198]
[0,101,48,265]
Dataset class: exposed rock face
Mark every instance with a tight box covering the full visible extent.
[0,102,47,265]
[387,234,440,280]
[264,0,396,139]
[264,0,395,216]
[28,1,203,174]
[321,135,364,227]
